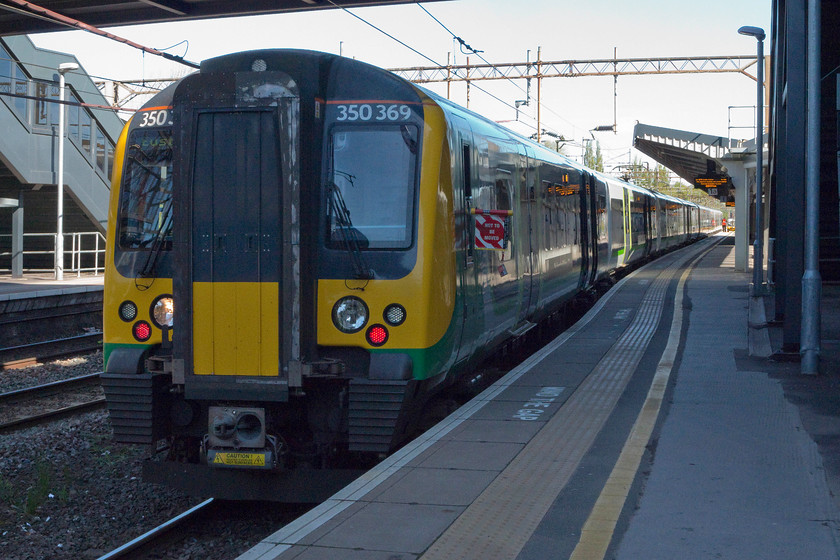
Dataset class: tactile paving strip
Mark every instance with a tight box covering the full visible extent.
[419,255,686,560]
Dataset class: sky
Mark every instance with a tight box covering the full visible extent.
[30,0,772,172]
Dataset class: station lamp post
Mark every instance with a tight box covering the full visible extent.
[737,25,765,292]
[55,62,78,280]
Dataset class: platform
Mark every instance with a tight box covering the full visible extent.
[236,234,840,559]
[0,272,103,301]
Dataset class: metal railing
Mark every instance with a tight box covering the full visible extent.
[0,231,106,276]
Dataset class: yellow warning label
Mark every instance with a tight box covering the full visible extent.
[212,452,266,467]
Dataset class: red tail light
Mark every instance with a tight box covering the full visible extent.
[133,321,152,342]
[366,324,389,347]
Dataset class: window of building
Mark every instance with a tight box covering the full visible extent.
[33,80,59,126]
[80,109,91,154]
[95,126,106,173]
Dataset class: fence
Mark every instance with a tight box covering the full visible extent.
[0,231,105,276]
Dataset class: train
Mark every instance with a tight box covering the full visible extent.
[100,49,720,501]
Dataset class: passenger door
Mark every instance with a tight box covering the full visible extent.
[515,149,538,327]
[453,118,481,362]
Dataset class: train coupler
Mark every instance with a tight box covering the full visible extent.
[201,406,285,470]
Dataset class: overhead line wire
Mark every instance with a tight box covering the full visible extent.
[325,0,561,138]
[325,0,439,67]
[0,0,199,68]
[0,50,176,87]
[416,3,483,57]
[0,88,135,113]
[0,55,161,113]
[415,2,585,139]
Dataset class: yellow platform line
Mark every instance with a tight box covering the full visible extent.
[569,252,700,560]
[420,258,676,560]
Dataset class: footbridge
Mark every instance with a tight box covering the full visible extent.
[0,35,123,277]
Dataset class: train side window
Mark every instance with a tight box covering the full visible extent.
[463,144,474,262]
[542,180,553,250]
[494,169,511,211]
[463,144,472,201]
[494,169,513,251]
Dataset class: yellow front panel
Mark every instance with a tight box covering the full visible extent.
[317,97,456,350]
[193,282,279,376]
[260,283,280,375]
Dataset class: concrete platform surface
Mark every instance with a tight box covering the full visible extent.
[0,272,103,300]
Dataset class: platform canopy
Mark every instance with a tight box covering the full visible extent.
[0,0,446,36]
[632,123,734,184]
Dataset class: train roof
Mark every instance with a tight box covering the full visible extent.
[414,80,589,172]
[129,49,718,215]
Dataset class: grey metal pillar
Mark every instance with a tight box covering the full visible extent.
[12,193,23,278]
[754,36,765,289]
[801,0,822,374]
[739,25,766,290]
[55,62,78,281]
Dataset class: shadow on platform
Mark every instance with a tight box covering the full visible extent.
[753,284,840,510]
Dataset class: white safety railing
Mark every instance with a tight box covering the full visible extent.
[69,232,106,276]
[0,231,106,276]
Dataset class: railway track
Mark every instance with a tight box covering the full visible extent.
[0,372,105,433]
[97,498,314,559]
[0,331,102,369]
[0,299,102,328]
[98,498,217,560]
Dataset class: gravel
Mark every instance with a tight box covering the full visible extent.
[0,353,298,559]
[0,353,105,393]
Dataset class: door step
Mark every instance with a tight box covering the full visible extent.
[509,320,537,338]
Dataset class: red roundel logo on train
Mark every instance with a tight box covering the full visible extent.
[474,213,506,250]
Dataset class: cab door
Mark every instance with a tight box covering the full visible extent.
[189,110,282,378]
[172,71,303,401]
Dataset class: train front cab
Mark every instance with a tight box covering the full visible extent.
[170,53,459,466]
[101,52,465,499]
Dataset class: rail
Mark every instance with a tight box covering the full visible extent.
[0,373,105,433]
[0,231,105,275]
[97,499,216,560]
[0,372,101,404]
[0,332,102,369]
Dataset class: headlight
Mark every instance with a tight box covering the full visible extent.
[332,296,368,333]
[151,296,174,328]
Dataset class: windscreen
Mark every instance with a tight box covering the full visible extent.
[118,129,173,250]
[328,125,418,250]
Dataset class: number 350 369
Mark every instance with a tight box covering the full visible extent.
[335,104,411,122]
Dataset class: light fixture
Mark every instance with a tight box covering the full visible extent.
[332,296,368,333]
[151,295,174,328]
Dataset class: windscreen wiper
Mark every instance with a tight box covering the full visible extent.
[137,200,172,281]
[326,179,374,280]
